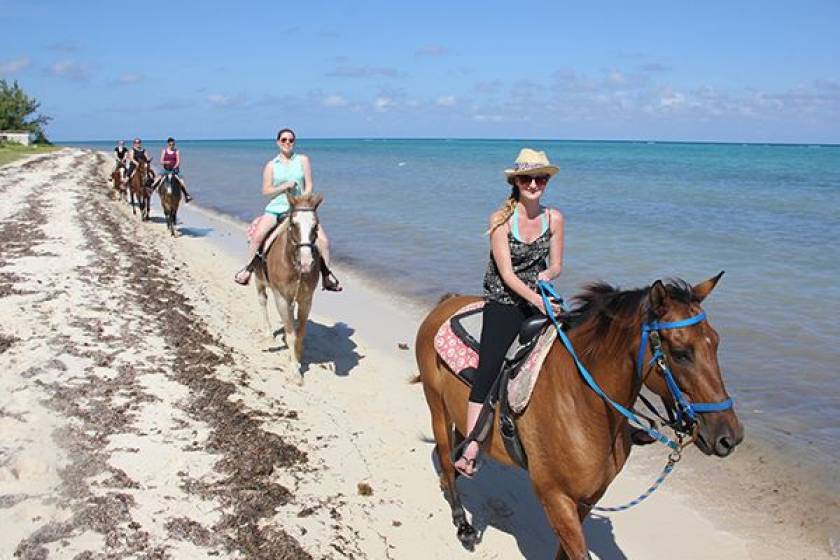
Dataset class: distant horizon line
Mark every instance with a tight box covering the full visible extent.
[56,136,840,148]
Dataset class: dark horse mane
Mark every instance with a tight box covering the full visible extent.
[563,278,695,359]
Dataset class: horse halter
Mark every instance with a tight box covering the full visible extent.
[635,312,734,430]
[288,208,320,259]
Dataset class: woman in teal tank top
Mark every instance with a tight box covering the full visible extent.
[234,128,342,290]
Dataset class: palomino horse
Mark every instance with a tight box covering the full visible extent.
[158,172,182,236]
[414,273,743,559]
[111,166,128,202]
[128,160,152,220]
[254,192,324,375]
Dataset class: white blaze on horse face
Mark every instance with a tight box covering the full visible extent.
[292,210,317,271]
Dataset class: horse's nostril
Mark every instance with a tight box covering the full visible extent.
[715,435,736,456]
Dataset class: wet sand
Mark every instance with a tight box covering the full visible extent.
[0,149,835,559]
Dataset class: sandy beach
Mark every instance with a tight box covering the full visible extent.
[1,149,836,559]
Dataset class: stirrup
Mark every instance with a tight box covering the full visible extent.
[234,254,261,286]
[320,263,342,292]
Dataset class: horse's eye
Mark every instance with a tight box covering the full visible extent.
[671,348,693,363]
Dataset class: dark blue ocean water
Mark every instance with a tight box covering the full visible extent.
[72,138,840,481]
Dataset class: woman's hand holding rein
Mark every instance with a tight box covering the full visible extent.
[276,181,296,195]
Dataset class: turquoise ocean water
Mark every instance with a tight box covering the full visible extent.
[73,138,840,486]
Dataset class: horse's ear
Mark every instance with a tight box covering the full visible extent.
[311,192,324,209]
[286,192,296,206]
[692,271,724,303]
[649,280,669,317]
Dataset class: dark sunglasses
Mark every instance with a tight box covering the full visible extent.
[279,137,296,144]
[515,174,550,186]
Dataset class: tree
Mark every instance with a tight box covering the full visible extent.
[0,80,51,143]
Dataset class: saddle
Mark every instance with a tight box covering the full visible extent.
[435,300,563,468]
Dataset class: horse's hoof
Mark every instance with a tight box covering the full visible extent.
[456,522,478,551]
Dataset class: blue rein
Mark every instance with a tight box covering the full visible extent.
[536,281,733,446]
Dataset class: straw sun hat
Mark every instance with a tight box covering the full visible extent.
[503,148,559,178]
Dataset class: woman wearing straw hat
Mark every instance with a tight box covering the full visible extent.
[453,148,566,478]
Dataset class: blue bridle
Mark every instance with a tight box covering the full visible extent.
[537,281,734,449]
[637,314,734,423]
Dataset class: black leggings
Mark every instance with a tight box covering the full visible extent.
[468,300,538,404]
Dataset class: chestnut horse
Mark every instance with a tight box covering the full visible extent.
[414,273,743,559]
[128,160,152,220]
[111,166,128,202]
[254,192,323,375]
[157,172,181,236]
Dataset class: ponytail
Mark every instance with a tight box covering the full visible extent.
[486,184,520,235]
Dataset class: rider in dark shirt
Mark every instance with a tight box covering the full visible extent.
[126,138,155,185]
[114,140,128,171]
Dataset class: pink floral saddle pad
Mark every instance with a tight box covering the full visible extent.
[433,301,557,413]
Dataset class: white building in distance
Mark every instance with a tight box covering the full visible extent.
[0,131,37,145]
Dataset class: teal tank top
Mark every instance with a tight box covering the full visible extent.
[264,153,305,216]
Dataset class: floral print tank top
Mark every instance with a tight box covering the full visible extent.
[483,208,551,307]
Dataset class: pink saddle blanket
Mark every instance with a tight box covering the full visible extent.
[433,301,557,414]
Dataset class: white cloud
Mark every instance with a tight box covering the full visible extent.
[206,93,247,107]
[608,71,626,86]
[48,60,93,81]
[435,95,456,107]
[0,56,31,74]
[323,94,348,107]
[374,96,395,112]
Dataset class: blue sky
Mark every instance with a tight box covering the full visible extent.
[1,0,838,143]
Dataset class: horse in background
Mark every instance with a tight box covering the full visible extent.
[111,166,128,202]
[414,273,742,559]
[158,171,182,236]
[128,159,152,220]
[254,192,324,376]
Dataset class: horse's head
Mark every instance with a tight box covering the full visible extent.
[642,272,743,457]
[286,192,323,273]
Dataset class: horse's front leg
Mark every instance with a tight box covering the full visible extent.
[293,295,313,363]
[538,489,591,559]
[255,276,273,340]
[271,289,298,372]
[431,403,477,550]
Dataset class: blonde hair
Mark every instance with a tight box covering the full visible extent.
[486,183,520,235]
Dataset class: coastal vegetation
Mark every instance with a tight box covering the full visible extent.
[0,141,58,166]
[0,80,51,140]
[0,80,56,165]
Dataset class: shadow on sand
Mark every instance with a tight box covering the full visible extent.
[176,226,213,238]
[431,454,628,559]
[262,320,362,378]
[145,216,212,237]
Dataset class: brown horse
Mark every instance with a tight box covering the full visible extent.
[254,192,323,376]
[111,166,128,202]
[157,172,181,236]
[415,273,743,559]
[128,160,152,220]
